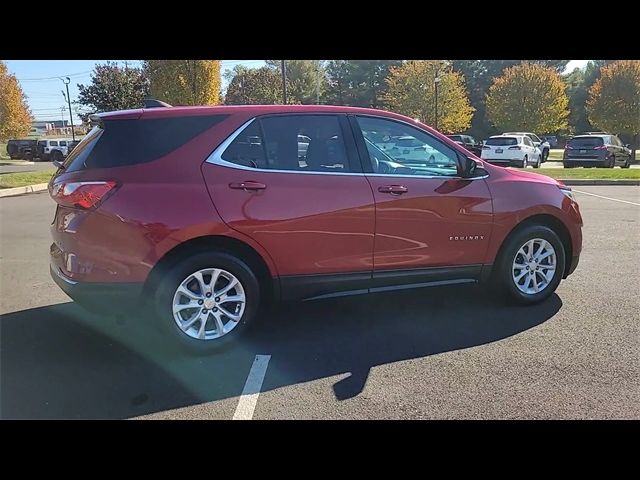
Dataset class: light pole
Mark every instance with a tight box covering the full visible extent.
[61,77,76,141]
[434,75,441,131]
[60,106,66,133]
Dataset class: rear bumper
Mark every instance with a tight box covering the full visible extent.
[483,158,525,167]
[50,263,143,313]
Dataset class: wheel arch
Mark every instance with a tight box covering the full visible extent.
[143,235,278,302]
[494,214,573,277]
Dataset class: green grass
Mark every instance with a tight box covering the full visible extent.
[0,170,55,189]
[535,168,640,180]
[0,142,8,161]
[548,149,639,162]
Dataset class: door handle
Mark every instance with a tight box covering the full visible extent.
[378,185,408,195]
[229,181,266,191]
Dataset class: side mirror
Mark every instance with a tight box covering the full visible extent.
[461,156,479,178]
[625,144,631,148]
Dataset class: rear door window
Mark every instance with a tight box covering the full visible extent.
[222,115,354,173]
[50,141,58,146]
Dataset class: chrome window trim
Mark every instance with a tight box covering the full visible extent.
[205,115,489,181]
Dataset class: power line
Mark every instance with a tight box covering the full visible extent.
[17,70,93,81]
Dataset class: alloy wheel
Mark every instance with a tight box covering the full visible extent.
[172,268,246,340]
[512,238,557,295]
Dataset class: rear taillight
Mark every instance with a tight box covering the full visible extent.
[482,145,491,149]
[508,146,521,150]
[594,145,607,150]
[565,145,573,150]
[50,181,118,210]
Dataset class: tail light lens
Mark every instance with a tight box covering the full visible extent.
[508,146,521,150]
[50,181,118,210]
[565,145,573,150]
[594,145,607,150]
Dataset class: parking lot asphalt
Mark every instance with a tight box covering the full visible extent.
[1,187,638,419]
[0,162,56,175]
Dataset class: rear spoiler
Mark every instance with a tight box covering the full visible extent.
[144,99,173,108]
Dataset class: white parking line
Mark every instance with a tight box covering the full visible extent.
[573,189,640,206]
[232,354,271,420]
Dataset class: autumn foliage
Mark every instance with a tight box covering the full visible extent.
[486,63,569,133]
[146,60,221,106]
[383,60,474,133]
[0,61,32,141]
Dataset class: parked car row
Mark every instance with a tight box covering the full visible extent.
[5,138,81,162]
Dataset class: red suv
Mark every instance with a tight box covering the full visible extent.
[49,104,582,350]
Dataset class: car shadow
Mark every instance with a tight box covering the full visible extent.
[0,285,562,419]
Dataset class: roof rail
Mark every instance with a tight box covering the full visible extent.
[143,99,173,108]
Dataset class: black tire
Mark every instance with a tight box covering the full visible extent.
[563,161,574,169]
[153,251,260,353]
[542,149,549,162]
[494,225,566,305]
[520,155,528,168]
[621,156,631,169]
[51,150,63,163]
[533,155,541,168]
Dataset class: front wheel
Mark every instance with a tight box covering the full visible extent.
[154,251,260,352]
[621,155,631,169]
[542,149,549,162]
[51,150,63,163]
[495,225,566,305]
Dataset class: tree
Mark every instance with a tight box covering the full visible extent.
[0,61,32,141]
[587,60,640,158]
[224,66,283,105]
[383,60,474,133]
[486,63,569,133]
[145,60,221,106]
[323,60,402,107]
[563,60,616,135]
[451,61,569,139]
[266,60,327,104]
[77,61,149,115]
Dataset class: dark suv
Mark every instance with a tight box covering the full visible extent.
[563,134,632,168]
[49,103,583,351]
[446,134,482,156]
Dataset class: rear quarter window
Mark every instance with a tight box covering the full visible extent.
[64,115,229,172]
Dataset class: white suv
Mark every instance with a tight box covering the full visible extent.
[36,138,74,162]
[481,135,542,168]
[503,132,551,162]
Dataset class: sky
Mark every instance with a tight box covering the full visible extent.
[5,60,589,122]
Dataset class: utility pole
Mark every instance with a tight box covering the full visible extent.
[434,74,441,131]
[316,61,321,104]
[281,60,287,105]
[60,106,66,134]
[61,77,76,141]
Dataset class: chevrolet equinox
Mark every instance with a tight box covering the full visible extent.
[49,104,583,351]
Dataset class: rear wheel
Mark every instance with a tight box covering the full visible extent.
[622,155,631,169]
[563,161,574,169]
[542,149,549,162]
[520,155,528,168]
[153,251,260,352]
[494,225,565,305]
[533,154,541,168]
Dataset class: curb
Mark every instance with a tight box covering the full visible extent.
[0,183,49,198]
[560,179,640,186]
[0,161,35,166]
